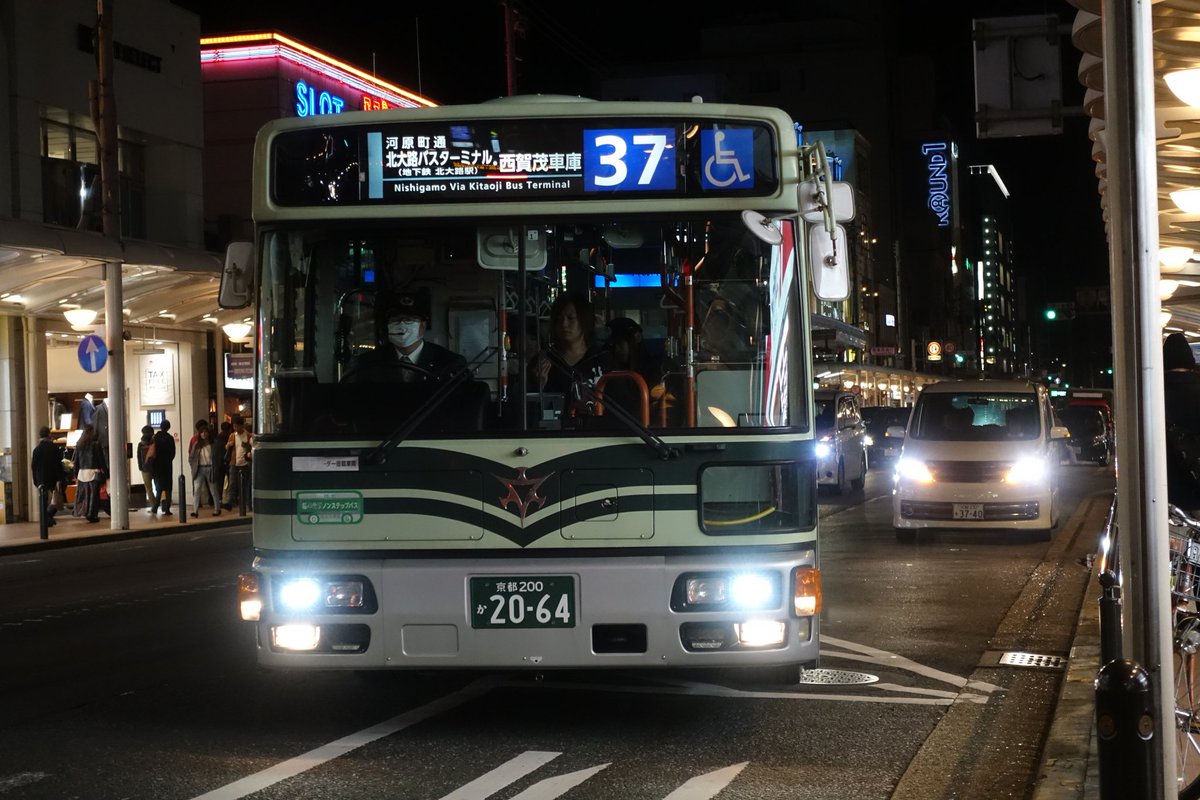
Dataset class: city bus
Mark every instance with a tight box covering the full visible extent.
[222,97,853,683]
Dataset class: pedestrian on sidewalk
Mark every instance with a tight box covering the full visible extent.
[71,424,107,523]
[31,426,64,527]
[151,419,177,516]
[136,425,155,511]
[223,416,252,511]
[189,425,220,517]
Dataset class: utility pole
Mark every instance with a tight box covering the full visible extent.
[502,1,518,96]
[92,0,129,530]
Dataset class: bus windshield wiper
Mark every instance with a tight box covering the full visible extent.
[363,367,473,465]
[580,382,679,461]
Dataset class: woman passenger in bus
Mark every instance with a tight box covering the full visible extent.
[532,292,610,406]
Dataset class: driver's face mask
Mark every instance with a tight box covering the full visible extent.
[387,319,421,349]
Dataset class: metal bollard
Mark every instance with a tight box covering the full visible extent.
[38,484,49,540]
[238,467,249,516]
[1099,569,1123,664]
[1095,658,1159,799]
[177,474,187,524]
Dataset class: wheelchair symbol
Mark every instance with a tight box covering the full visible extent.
[704,131,751,187]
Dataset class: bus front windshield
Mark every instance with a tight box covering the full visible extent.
[256,214,807,439]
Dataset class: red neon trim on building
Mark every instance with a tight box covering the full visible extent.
[200,32,436,108]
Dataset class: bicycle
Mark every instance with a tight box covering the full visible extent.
[1170,503,1200,798]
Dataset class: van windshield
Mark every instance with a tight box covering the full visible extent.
[911,392,1041,442]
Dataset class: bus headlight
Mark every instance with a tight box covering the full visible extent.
[675,571,781,611]
[276,578,366,612]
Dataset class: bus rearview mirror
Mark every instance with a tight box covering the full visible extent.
[219,241,255,309]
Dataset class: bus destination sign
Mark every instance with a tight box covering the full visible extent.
[271,117,778,206]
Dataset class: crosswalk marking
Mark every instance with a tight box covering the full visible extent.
[189,677,497,800]
[663,762,749,800]
[509,763,610,799]
[439,751,561,800]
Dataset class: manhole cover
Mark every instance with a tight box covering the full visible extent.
[998,651,1068,670]
[796,668,879,685]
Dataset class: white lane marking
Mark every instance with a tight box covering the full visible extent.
[508,762,609,800]
[821,635,1005,693]
[0,559,43,566]
[190,677,497,800]
[0,772,49,791]
[439,751,560,800]
[663,762,748,800]
[498,679,961,706]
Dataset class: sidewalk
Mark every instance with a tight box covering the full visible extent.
[0,502,251,554]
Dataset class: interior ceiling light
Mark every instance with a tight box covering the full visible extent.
[1170,188,1200,214]
[1166,68,1200,108]
[223,322,252,342]
[1162,310,1173,327]
[63,308,98,329]
[1162,279,1181,300]
[1161,246,1196,268]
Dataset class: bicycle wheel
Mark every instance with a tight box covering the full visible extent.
[1176,615,1200,799]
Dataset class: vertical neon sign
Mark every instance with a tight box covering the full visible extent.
[921,142,951,228]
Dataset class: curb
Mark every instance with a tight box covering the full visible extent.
[1,515,250,555]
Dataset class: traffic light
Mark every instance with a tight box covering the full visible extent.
[1044,302,1076,320]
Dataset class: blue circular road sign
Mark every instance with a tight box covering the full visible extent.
[78,334,108,373]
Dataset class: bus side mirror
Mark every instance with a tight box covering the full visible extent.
[219,242,255,309]
[809,224,849,301]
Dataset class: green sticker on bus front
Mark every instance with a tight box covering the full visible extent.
[296,491,364,524]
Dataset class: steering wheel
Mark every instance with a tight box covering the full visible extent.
[341,358,435,384]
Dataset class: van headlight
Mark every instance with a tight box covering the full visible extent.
[815,436,832,459]
[896,457,934,483]
[1005,457,1046,485]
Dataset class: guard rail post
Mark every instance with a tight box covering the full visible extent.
[1099,569,1123,664]
[177,474,186,524]
[238,467,248,516]
[1095,658,1159,799]
[38,484,49,540]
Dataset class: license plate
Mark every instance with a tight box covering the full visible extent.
[1188,539,1200,567]
[470,576,576,629]
[953,503,985,520]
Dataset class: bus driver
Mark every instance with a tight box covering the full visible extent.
[344,289,466,383]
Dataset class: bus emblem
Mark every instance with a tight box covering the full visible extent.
[494,468,552,523]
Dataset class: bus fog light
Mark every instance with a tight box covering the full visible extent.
[272,624,321,651]
[796,617,812,641]
[735,620,786,647]
[686,576,728,605]
[681,622,730,650]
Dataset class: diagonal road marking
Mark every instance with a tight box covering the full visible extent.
[663,762,749,800]
[189,677,498,800]
[508,763,610,799]
[821,635,1005,692]
[440,751,561,799]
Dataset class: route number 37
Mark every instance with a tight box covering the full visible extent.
[584,128,676,192]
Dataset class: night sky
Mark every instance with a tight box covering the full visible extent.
[186,0,1106,376]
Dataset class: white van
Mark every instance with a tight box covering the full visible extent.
[892,380,1069,541]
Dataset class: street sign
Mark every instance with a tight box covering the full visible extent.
[78,334,108,374]
[927,340,943,362]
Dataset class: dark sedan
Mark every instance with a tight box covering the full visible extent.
[1058,406,1112,466]
[861,406,910,467]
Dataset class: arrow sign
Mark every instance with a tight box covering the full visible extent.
[78,334,108,374]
